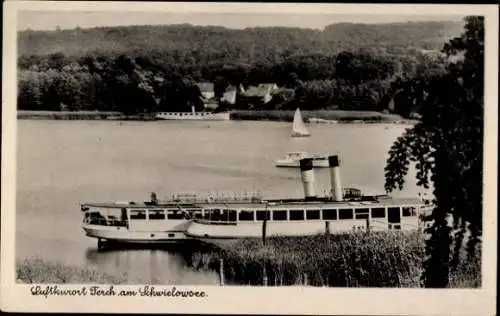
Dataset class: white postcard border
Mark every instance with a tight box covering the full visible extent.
[2,2,498,315]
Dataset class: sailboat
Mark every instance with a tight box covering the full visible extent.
[291,108,310,137]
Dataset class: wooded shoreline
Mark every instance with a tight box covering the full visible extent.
[17,110,417,124]
[17,21,462,123]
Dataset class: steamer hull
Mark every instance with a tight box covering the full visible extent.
[82,225,189,244]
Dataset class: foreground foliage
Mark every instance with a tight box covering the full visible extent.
[16,257,128,284]
[384,16,484,287]
[188,233,480,287]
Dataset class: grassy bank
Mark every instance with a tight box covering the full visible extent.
[16,257,128,284]
[187,232,481,288]
[17,110,156,121]
[230,110,414,124]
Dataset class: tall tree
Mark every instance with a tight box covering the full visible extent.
[384,17,484,288]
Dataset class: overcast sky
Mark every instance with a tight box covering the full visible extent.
[17,11,465,31]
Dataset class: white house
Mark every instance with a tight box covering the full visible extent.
[242,83,279,104]
[196,82,215,100]
[221,85,237,104]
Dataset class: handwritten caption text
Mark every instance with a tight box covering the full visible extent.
[30,285,207,299]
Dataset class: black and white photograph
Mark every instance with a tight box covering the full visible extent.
[1,2,497,314]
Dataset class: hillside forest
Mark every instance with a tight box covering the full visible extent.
[17,20,465,116]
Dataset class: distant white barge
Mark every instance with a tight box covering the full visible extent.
[309,117,338,124]
[156,111,230,121]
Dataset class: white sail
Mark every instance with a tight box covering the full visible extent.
[291,108,310,137]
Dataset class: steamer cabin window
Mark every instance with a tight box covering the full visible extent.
[371,208,386,218]
[239,210,254,221]
[272,210,287,221]
[387,207,401,225]
[338,209,354,220]
[289,210,305,221]
[256,210,270,221]
[167,209,185,220]
[208,209,223,221]
[189,209,203,219]
[226,209,237,222]
[322,209,337,220]
[149,210,165,220]
[402,207,417,217]
[202,209,212,220]
[88,212,105,224]
[306,210,320,220]
[130,210,146,220]
[204,209,237,222]
[355,208,369,219]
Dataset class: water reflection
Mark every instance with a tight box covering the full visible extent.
[85,246,219,285]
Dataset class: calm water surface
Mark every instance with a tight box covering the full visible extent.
[16,120,425,284]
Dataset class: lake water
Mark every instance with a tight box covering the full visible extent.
[16,119,424,284]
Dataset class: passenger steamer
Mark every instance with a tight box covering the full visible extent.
[80,155,431,248]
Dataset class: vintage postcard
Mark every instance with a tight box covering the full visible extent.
[1,1,498,314]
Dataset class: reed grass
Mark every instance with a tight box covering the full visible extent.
[448,247,482,288]
[16,234,480,287]
[189,232,481,288]
[16,257,129,284]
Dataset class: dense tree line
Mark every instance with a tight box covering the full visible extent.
[17,21,459,115]
[18,55,206,114]
[17,50,450,114]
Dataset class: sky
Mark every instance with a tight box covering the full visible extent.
[17,11,465,31]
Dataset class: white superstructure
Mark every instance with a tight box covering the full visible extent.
[275,152,329,168]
